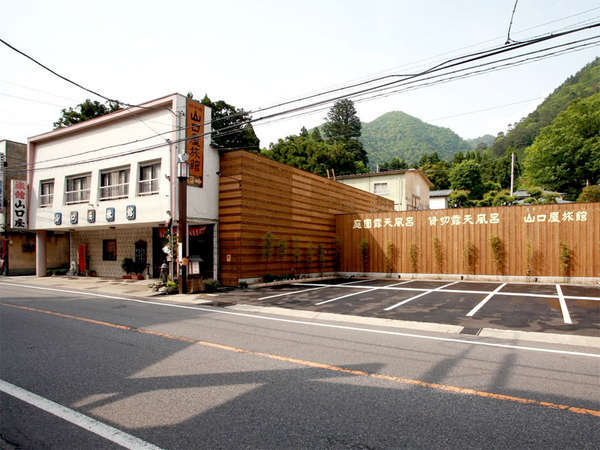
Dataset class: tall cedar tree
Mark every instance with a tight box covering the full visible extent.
[54,99,120,128]
[323,99,368,169]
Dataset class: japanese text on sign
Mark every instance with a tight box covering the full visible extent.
[523,210,587,223]
[185,99,204,187]
[11,180,27,229]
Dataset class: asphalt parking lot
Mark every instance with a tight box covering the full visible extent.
[225,278,600,336]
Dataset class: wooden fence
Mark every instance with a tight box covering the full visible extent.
[336,203,600,278]
[218,151,394,286]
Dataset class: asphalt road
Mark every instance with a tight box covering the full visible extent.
[1,283,599,449]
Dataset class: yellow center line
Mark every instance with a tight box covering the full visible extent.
[2,301,599,418]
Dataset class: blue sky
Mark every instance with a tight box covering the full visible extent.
[2,1,599,148]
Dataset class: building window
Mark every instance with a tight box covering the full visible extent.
[65,174,91,204]
[100,167,129,200]
[373,182,388,195]
[40,180,54,207]
[102,239,117,261]
[138,161,160,195]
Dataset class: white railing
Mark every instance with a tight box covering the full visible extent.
[99,182,129,200]
[65,188,90,204]
[138,178,159,195]
[40,193,53,206]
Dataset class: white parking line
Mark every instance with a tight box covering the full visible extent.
[258,278,371,300]
[0,379,162,449]
[384,281,460,311]
[1,283,599,359]
[466,283,508,317]
[315,288,379,306]
[556,284,573,325]
[386,280,415,287]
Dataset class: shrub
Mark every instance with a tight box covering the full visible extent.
[409,244,418,273]
[464,241,478,274]
[239,281,248,289]
[489,235,506,274]
[559,242,573,277]
[203,279,219,293]
[384,241,394,273]
[433,237,443,273]
[263,273,275,283]
[121,258,135,275]
[358,238,369,273]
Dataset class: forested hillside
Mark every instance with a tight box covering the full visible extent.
[490,57,600,156]
[360,111,470,168]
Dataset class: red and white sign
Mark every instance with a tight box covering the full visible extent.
[11,180,27,229]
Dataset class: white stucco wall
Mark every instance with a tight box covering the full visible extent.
[429,197,448,210]
[28,94,219,232]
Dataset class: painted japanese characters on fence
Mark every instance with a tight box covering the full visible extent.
[523,210,587,223]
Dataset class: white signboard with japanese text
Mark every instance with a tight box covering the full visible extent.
[11,179,27,229]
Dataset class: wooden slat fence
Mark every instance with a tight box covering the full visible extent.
[219,151,394,286]
[336,203,600,278]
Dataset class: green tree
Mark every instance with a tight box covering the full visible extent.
[322,99,368,170]
[449,160,484,199]
[448,190,473,208]
[380,157,408,171]
[192,94,260,152]
[54,99,120,128]
[577,185,600,202]
[524,93,600,200]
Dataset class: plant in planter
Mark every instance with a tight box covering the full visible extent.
[133,260,146,280]
[121,258,136,279]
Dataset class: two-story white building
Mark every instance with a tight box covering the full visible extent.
[28,93,219,279]
[337,169,433,211]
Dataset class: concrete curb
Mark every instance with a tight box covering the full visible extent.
[227,304,600,349]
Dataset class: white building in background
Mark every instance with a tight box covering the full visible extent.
[429,189,452,209]
[28,93,219,279]
[336,169,433,211]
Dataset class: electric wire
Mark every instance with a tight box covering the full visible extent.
[3,24,600,175]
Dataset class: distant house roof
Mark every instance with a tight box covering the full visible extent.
[430,189,452,198]
[336,169,434,187]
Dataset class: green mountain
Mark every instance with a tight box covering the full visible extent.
[466,134,495,149]
[360,111,470,168]
[490,57,600,157]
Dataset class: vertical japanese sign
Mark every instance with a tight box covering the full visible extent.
[185,99,204,187]
[11,180,27,229]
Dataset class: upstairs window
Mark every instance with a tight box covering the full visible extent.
[40,179,54,207]
[138,162,160,195]
[65,174,91,204]
[373,182,388,195]
[100,167,129,200]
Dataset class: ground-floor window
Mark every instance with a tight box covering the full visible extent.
[103,239,117,261]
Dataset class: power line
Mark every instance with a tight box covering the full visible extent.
[4,23,600,175]
[506,0,520,44]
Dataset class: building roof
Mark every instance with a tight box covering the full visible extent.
[28,93,181,144]
[429,189,452,197]
[336,169,434,187]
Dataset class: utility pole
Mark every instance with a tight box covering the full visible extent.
[177,153,189,294]
[510,152,515,196]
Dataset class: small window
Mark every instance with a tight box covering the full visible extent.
[100,167,129,201]
[40,180,54,207]
[373,182,388,195]
[103,239,117,261]
[65,173,91,204]
[138,161,160,195]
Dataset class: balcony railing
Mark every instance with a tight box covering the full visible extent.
[99,182,129,200]
[65,188,90,204]
[138,178,159,195]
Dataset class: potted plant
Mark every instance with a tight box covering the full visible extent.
[133,260,146,280]
[121,257,135,279]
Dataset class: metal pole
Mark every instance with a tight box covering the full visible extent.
[510,152,515,196]
[178,174,187,294]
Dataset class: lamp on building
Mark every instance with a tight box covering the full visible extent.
[177,152,189,294]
